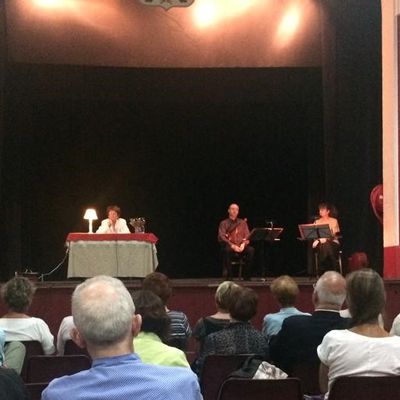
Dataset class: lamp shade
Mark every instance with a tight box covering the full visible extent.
[84,208,98,220]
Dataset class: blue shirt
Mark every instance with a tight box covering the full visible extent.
[42,353,202,400]
[262,307,310,340]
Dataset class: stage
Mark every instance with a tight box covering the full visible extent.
[1,277,399,347]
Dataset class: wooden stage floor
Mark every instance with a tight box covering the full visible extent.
[1,277,399,341]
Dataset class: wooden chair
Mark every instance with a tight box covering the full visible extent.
[64,340,90,357]
[25,383,48,400]
[329,376,400,400]
[200,354,253,400]
[291,361,320,395]
[26,355,91,383]
[217,378,302,400]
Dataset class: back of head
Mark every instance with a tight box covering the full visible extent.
[346,268,385,325]
[314,271,346,309]
[142,272,172,305]
[72,276,135,346]
[270,275,299,307]
[132,290,170,342]
[1,277,35,313]
[229,287,258,322]
[215,281,240,312]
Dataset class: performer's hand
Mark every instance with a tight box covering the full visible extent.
[239,243,245,252]
[231,244,240,252]
[320,238,327,244]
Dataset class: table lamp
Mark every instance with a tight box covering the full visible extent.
[84,208,98,233]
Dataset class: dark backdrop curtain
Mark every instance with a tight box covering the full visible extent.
[320,0,382,271]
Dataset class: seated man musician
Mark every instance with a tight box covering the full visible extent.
[218,203,254,279]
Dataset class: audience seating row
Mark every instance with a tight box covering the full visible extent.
[200,354,400,400]
[216,376,400,400]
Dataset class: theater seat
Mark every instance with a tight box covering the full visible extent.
[64,340,90,357]
[217,378,302,400]
[291,361,320,395]
[200,354,254,400]
[329,376,400,400]
[25,383,48,400]
[7,341,44,382]
[26,355,91,383]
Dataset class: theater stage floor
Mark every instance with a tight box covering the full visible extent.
[1,277,399,340]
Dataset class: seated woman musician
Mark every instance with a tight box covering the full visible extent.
[312,202,340,272]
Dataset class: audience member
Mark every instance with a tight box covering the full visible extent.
[262,275,310,342]
[0,277,55,355]
[270,271,348,375]
[192,281,239,352]
[42,276,202,400]
[56,315,75,355]
[391,312,400,336]
[194,286,269,376]
[318,269,400,399]
[0,367,30,400]
[132,290,189,368]
[143,272,191,350]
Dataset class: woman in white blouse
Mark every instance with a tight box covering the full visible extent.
[0,277,55,355]
[96,205,130,234]
[318,269,400,399]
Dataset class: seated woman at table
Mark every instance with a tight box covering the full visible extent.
[0,277,55,355]
[96,205,130,234]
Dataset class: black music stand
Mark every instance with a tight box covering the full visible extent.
[298,223,332,241]
[248,227,283,279]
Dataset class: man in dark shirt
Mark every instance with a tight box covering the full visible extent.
[270,271,349,376]
[218,203,254,279]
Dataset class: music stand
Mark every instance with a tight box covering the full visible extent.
[298,224,332,241]
[248,228,284,279]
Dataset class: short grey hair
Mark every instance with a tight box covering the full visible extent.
[315,271,346,307]
[72,275,135,346]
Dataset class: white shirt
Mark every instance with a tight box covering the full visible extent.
[56,316,75,355]
[96,218,130,234]
[0,317,55,354]
[318,329,400,398]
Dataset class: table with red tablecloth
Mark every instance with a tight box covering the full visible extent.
[66,233,159,278]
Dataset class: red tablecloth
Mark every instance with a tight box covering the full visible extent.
[66,233,158,244]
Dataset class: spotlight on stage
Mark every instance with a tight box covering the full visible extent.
[84,208,98,234]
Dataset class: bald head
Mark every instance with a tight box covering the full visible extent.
[72,276,136,347]
[314,271,346,310]
[228,203,239,219]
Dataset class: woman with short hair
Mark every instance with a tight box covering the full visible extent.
[194,286,269,376]
[142,272,191,350]
[262,275,309,341]
[132,290,189,368]
[318,268,400,399]
[192,281,239,351]
[0,277,55,355]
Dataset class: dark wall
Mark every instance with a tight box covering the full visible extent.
[1,66,323,279]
